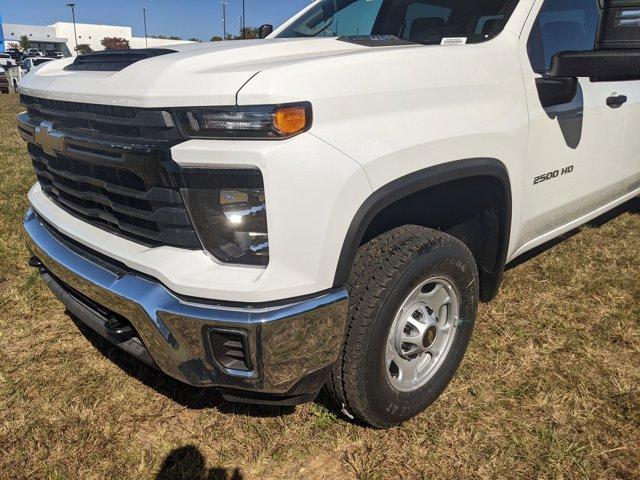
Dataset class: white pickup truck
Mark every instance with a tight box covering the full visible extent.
[18,0,640,428]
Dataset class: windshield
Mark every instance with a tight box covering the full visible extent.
[277,0,519,44]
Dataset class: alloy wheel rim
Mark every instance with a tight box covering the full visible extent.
[385,278,460,392]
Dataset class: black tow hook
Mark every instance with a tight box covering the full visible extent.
[28,257,47,274]
[28,256,42,268]
[104,315,135,336]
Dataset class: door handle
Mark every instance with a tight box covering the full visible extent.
[607,95,628,109]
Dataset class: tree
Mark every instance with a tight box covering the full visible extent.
[7,42,21,51]
[101,37,130,50]
[240,27,259,40]
[18,35,30,51]
[75,44,93,55]
[215,27,259,42]
[188,37,201,42]
[151,34,182,40]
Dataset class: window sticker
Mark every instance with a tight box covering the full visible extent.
[441,37,467,46]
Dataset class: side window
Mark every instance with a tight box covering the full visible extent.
[527,0,600,73]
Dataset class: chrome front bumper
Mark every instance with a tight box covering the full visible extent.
[24,209,348,400]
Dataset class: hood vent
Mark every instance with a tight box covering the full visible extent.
[65,48,176,72]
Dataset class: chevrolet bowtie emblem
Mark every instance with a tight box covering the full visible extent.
[34,121,66,156]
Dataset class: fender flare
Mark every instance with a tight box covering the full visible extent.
[333,158,512,301]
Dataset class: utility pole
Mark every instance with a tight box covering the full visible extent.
[220,3,228,40]
[242,0,246,39]
[65,3,78,54]
[143,7,148,47]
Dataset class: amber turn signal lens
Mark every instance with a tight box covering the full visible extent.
[273,106,308,136]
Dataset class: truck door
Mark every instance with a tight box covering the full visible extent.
[600,1,640,188]
[617,85,640,188]
[516,0,627,254]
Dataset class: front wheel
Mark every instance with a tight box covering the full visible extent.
[327,226,479,428]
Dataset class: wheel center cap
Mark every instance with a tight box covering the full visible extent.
[422,325,437,349]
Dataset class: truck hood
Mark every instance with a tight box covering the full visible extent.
[18,38,409,108]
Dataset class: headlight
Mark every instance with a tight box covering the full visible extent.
[181,170,268,266]
[173,102,312,139]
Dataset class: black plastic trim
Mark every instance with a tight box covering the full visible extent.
[64,48,176,72]
[597,0,640,50]
[333,158,512,301]
[218,367,330,405]
[550,49,640,82]
[337,35,417,47]
[535,76,578,108]
[39,268,157,368]
[204,327,253,372]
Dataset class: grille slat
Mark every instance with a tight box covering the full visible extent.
[44,183,199,246]
[31,153,182,203]
[29,145,200,248]
[20,94,182,143]
[34,166,190,226]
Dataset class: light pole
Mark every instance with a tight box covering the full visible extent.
[220,3,228,40]
[65,3,78,54]
[143,7,148,47]
[241,0,246,39]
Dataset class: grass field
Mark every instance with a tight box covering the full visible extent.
[1,92,639,480]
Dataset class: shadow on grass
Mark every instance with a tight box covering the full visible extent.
[69,316,296,419]
[156,445,243,480]
[506,197,639,270]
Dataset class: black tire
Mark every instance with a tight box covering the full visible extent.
[327,225,479,428]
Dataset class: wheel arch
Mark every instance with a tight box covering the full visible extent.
[333,158,512,302]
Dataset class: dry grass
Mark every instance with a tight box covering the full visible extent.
[1,93,639,480]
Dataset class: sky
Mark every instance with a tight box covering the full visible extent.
[0,0,313,41]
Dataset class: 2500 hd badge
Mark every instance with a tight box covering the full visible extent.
[533,165,575,185]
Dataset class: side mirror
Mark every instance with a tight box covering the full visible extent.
[259,24,274,39]
[550,50,640,82]
[537,49,640,108]
[535,76,578,109]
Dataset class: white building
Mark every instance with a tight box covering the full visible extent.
[1,21,196,56]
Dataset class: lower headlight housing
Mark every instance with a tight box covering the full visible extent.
[181,169,268,266]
